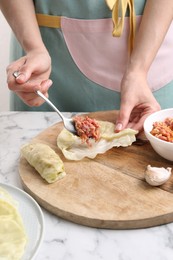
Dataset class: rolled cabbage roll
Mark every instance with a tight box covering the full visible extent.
[57,120,138,160]
[21,143,66,183]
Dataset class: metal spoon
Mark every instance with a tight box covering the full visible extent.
[13,71,77,134]
[36,90,77,134]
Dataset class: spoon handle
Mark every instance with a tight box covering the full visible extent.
[36,90,65,121]
[12,71,65,121]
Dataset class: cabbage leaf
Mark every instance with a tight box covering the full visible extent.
[57,121,138,161]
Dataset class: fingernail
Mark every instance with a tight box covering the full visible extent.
[115,123,123,132]
[17,73,26,82]
[47,79,53,88]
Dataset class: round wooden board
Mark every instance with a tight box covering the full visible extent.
[19,111,173,229]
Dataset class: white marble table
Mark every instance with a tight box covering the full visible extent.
[1,111,173,260]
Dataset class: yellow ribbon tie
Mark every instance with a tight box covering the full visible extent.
[105,0,136,53]
[36,13,61,28]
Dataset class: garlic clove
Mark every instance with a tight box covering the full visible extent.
[145,165,172,186]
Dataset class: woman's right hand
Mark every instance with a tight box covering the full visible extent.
[6,48,53,106]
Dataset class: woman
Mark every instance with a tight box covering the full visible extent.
[0,0,173,131]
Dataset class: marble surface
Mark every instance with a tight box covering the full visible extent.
[1,111,173,260]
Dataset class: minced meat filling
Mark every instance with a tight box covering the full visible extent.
[150,117,173,142]
[73,116,100,145]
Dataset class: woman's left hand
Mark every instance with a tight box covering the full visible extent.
[115,70,161,132]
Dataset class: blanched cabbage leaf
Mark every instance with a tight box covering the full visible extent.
[0,187,27,260]
[57,121,138,161]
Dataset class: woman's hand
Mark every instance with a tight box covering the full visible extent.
[0,0,53,106]
[115,70,161,132]
[115,0,173,133]
[6,48,52,106]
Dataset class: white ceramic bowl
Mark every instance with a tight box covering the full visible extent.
[144,108,173,161]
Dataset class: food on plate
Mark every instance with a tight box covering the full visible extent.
[0,187,27,260]
[150,117,173,142]
[57,120,138,160]
[21,143,66,183]
[145,165,172,186]
[73,115,100,145]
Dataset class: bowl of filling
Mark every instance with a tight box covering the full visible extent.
[144,108,173,161]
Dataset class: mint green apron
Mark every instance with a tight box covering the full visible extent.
[10,0,173,111]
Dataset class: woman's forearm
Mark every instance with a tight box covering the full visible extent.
[128,0,173,74]
[0,0,46,53]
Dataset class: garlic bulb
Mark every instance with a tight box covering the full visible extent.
[145,165,172,186]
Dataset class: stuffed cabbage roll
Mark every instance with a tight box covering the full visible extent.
[21,143,66,183]
[57,120,138,160]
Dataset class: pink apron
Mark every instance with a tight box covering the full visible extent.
[61,16,173,92]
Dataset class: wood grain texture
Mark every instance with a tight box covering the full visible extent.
[19,111,173,229]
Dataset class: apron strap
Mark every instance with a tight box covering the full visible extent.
[36,1,136,52]
[36,13,61,28]
[105,0,136,53]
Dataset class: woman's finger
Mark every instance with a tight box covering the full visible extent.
[16,90,49,107]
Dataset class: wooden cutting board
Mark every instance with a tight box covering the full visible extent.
[19,111,173,229]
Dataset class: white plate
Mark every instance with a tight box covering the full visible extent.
[0,183,44,260]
